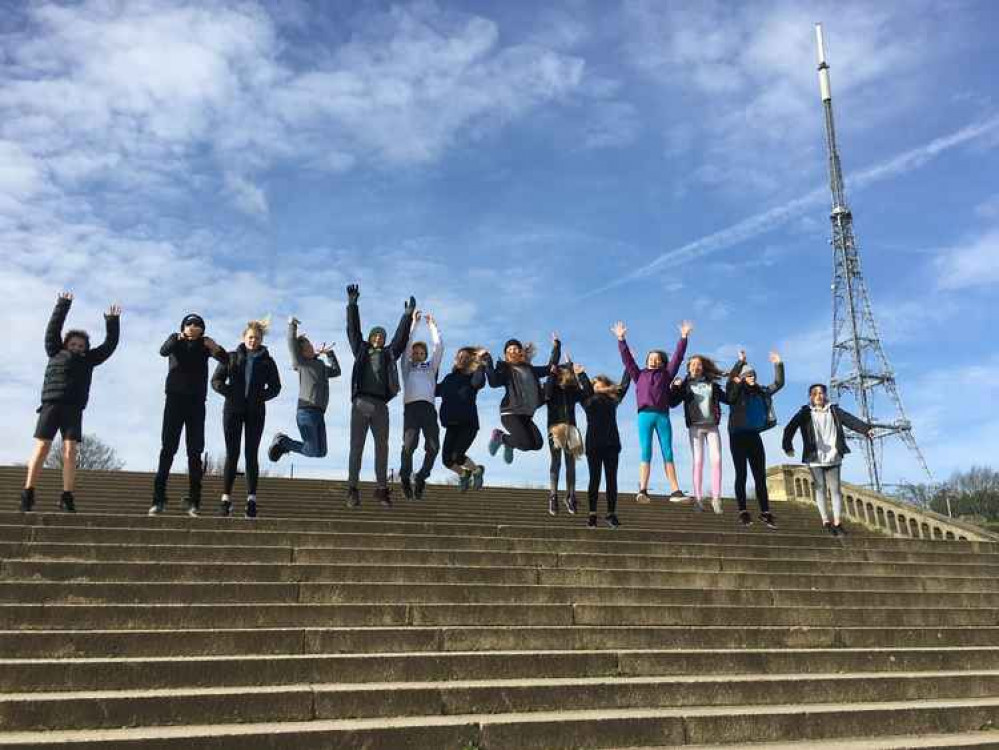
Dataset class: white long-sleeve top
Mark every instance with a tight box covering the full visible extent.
[400,320,443,405]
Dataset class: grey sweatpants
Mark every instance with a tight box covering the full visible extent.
[349,395,390,489]
[809,463,843,524]
[400,401,440,481]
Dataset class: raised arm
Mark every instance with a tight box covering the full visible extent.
[481,352,505,388]
[346,285,363,356]
[390,296,417,359]
[45,295,72,357]
[617,369,632,402]
[287,318,306,369]
[428,315,444,372]
[767,352,785,395]
[664,321,692,381]
[577,371,594,401]
[87,306,121,366]
[324,348,342,379]
[532,333,561,378]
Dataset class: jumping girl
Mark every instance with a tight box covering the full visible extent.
[579,368,631,529]
[544,359,586,516]
[725,350,783,529]
[670,355,729,514]
[211,318,281,519]
[399,312,444,500]
[20,292,120,513]
[782,383,872,535]
[485,334,561,465]
[614,320,691,503]
[436,346,488,491]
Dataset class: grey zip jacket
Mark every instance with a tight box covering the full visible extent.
[288,320,341,412]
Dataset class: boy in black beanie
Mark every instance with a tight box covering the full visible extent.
[149,313,226,516]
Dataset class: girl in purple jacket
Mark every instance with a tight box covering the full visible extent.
[614,320,692,503]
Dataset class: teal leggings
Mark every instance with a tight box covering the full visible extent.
[637,409,674,463]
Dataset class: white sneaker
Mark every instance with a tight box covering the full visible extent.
[711,497,723,514]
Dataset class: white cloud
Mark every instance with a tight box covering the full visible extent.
[935,228,999,290]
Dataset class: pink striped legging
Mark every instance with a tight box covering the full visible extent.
[689,425,722,501]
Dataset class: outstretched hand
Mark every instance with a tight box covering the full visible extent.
[769,351,781,364]
[679,320,694,338]
[346,284,360,303]
[611,321,627,341]
[106,304,122,317]
[404,296,417,316]
[316,342,334,355]
[738,349,747,363]
[289,316,301,326]
[58,291,74,302]
[671,377,683,389]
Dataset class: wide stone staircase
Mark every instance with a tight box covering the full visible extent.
[2,467,999,748]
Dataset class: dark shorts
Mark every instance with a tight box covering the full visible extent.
[34,403,84,442]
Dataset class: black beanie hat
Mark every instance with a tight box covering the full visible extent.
[369,326,387,341]
[504,338,523,352]
[181,314,206,331]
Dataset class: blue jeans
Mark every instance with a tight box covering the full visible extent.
[282,408,327,458]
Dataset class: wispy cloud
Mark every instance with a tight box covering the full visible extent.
[584,115,999,298]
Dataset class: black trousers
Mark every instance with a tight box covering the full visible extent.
[586,446,620,515]
[223,408,266,496]
[729,431,770,513]
[501,414,544,451]
[154,393,205,501]
[442,423,478,469]
[400,401,440,480]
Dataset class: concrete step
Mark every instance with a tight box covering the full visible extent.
[5,671,999,732]
[5,580,999,609]
[6,648,999,693]
[4,602,998,630]
[8,559,999,595]
[622,733,999,749]
[2,697,999,749]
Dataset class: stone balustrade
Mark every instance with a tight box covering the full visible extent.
[767,464,999,542]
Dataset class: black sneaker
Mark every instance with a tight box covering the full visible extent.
[19,488,35,513]
[414,475,426,500]
[833,523,848,536]
[668,490,688,502]
[760,512,778,530]
[635,489,651,504]
[220,498,233,517]
[458,470,471,493]
[59,492,76,513]
[738,510,752,527]
[564,493,578,515]
[346,487,360,508]
[824,521,836,536]
[472,466,485,491]
[267,434,287,462]
[245,499,257,519]
[375,487,393,508]
[184,496,200,518]
[400,475,413,500]
[605,514,621,529]
[548,493,558,516]
[147,499,165,516]
[587,515,597,529]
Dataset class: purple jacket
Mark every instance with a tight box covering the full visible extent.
[619,337,688,412]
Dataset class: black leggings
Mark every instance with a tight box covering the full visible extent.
[501,414,544,452]
[154,394,205,500]
[729,431,770,513]
[549,434,577,494]
[586,447,619,515]
[223,409,266,495]
[442,424,478,469]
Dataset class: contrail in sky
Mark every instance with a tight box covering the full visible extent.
[583,115,999,298]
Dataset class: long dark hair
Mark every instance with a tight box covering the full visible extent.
[687,354,724,381]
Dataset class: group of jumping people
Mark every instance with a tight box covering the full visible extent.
[18,289,873,534]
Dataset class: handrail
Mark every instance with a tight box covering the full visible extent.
[767,464,999,543]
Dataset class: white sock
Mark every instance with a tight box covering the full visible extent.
[221,494,230,503]
[247,494,256,503]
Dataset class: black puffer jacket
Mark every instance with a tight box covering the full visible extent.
[211,344,281,413]
[39,298,119,409]
[346,302,411,401]
[483,340,561,416]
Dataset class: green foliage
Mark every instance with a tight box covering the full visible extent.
[894,466,999,521]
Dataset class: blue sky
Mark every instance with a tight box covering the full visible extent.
[1,0,997,496]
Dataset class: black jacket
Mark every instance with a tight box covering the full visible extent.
[161,334,228,400]
[544,368,584,428]
[483,340,560,415]
[669,376,729,428]
[436,368,487,428]
[39,298,119,409]
[346,302,410,401]
[725,361,784,434]
[579,371,631,451]
[782,404,871,464]
[211,344,281,413]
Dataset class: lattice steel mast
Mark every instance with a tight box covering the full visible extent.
[814,23,931,492]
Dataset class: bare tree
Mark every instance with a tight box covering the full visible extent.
[44,435,125,471]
